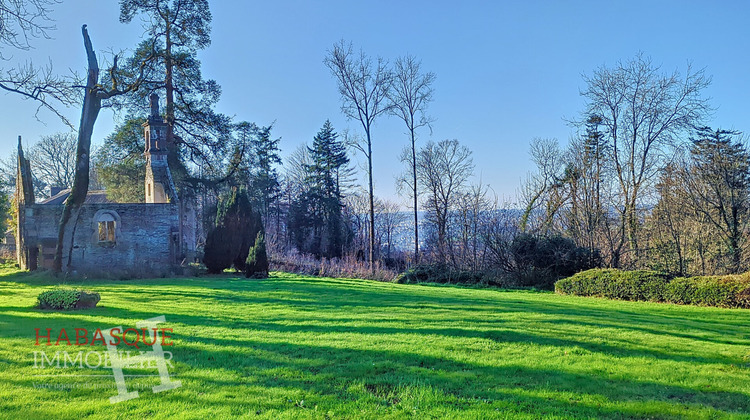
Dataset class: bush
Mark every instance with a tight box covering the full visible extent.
[244,231,269,278]
[664,275,750,308]
[555,269,750,308]
[555,269,670,300]
[395,264,488,286]
[37,288,100,310]
[510,234,601,288]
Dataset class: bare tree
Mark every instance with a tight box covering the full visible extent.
[0,0,78,128]
[282,143,313,212]
[0,150,45,197]
[375,198,407,261]
[53,25,147,273]
[389,55,435,262]
[518,138,566,234]
[452,182,495,271]
[417,139,474,260]
[27,132,76,190]
[0,0,57,51]
[562,116,614,266]
[581,53,711,265]
[344,189,372,261]
[650,160,692,275]
[279,145,312,250]
[0,62,78,128]
[324,40,392,271]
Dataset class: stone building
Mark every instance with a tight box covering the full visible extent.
[15,95,196,276]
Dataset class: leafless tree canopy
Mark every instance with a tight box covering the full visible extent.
[580,53,711,259]
[0,0,79,127]
[417,139,474,258]
[54,25,148,273]
[375,198,407,260]
[0,61,78,128]
[389,55,435,135]
[519,137,566,234]
[390,55,435,260]
[324,40,392,271]
[28,132,77,189]
[0,0,58,51]
[324,40,392,135]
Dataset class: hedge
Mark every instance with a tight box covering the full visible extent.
[555,269,750,308]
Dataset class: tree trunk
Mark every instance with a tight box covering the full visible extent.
[411,128,419,263]
[164,18,175,150]
[730,237,741,274]
[367,130,375,274]
[15,136,36,270]
[53,25,101,273]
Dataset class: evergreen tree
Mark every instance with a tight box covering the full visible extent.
[288,121,352,257]
[248,124,282,223]
[308,120,349,199]
[93,117,146,203]
[203,187,260,273]
[244,230,269,278]
[118,0,233,190]
[203,224,233,274]
[685,127,750,273]
[0,190,9,236]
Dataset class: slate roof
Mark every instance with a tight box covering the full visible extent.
[38,189,114,205]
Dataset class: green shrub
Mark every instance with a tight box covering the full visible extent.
[38,288,80,310]
[665,275,750,307]
[394,264,486,286]
[556,269,750,308]
[510,234,601,288]
[203,225,234,274]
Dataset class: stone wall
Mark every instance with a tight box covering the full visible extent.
[24,203,180,276]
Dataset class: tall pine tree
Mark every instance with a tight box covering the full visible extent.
[118,0,233,191]
[288,121,351,257]
[248,124,282,223]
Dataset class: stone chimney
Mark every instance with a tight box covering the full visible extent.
[143,94,178,204]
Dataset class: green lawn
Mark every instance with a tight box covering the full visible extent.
[1,266,749,419]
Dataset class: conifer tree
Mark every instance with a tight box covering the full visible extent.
[203,187,260,273]
[244,230,269,278]
[248,124,282,223]
[685,127,750,273]
[118,0,233,189]
[288,121,352,257]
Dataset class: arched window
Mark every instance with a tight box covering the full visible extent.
[97,213,116,243]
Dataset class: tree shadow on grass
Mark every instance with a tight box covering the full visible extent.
[4,274,749,369]
[164,331,750,419]
[3,304,742,370]
[4,311,746,416]
[545,317,750,347]
[3,272,750,417]
[113,281,750,357]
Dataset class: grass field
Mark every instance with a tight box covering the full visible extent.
[1,266,749,419]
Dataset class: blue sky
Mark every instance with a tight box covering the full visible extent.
[1,0,748,204]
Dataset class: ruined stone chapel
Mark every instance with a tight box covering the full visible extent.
[15,95,196,276]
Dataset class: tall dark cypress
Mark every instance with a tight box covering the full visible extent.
[204,187,260,273]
